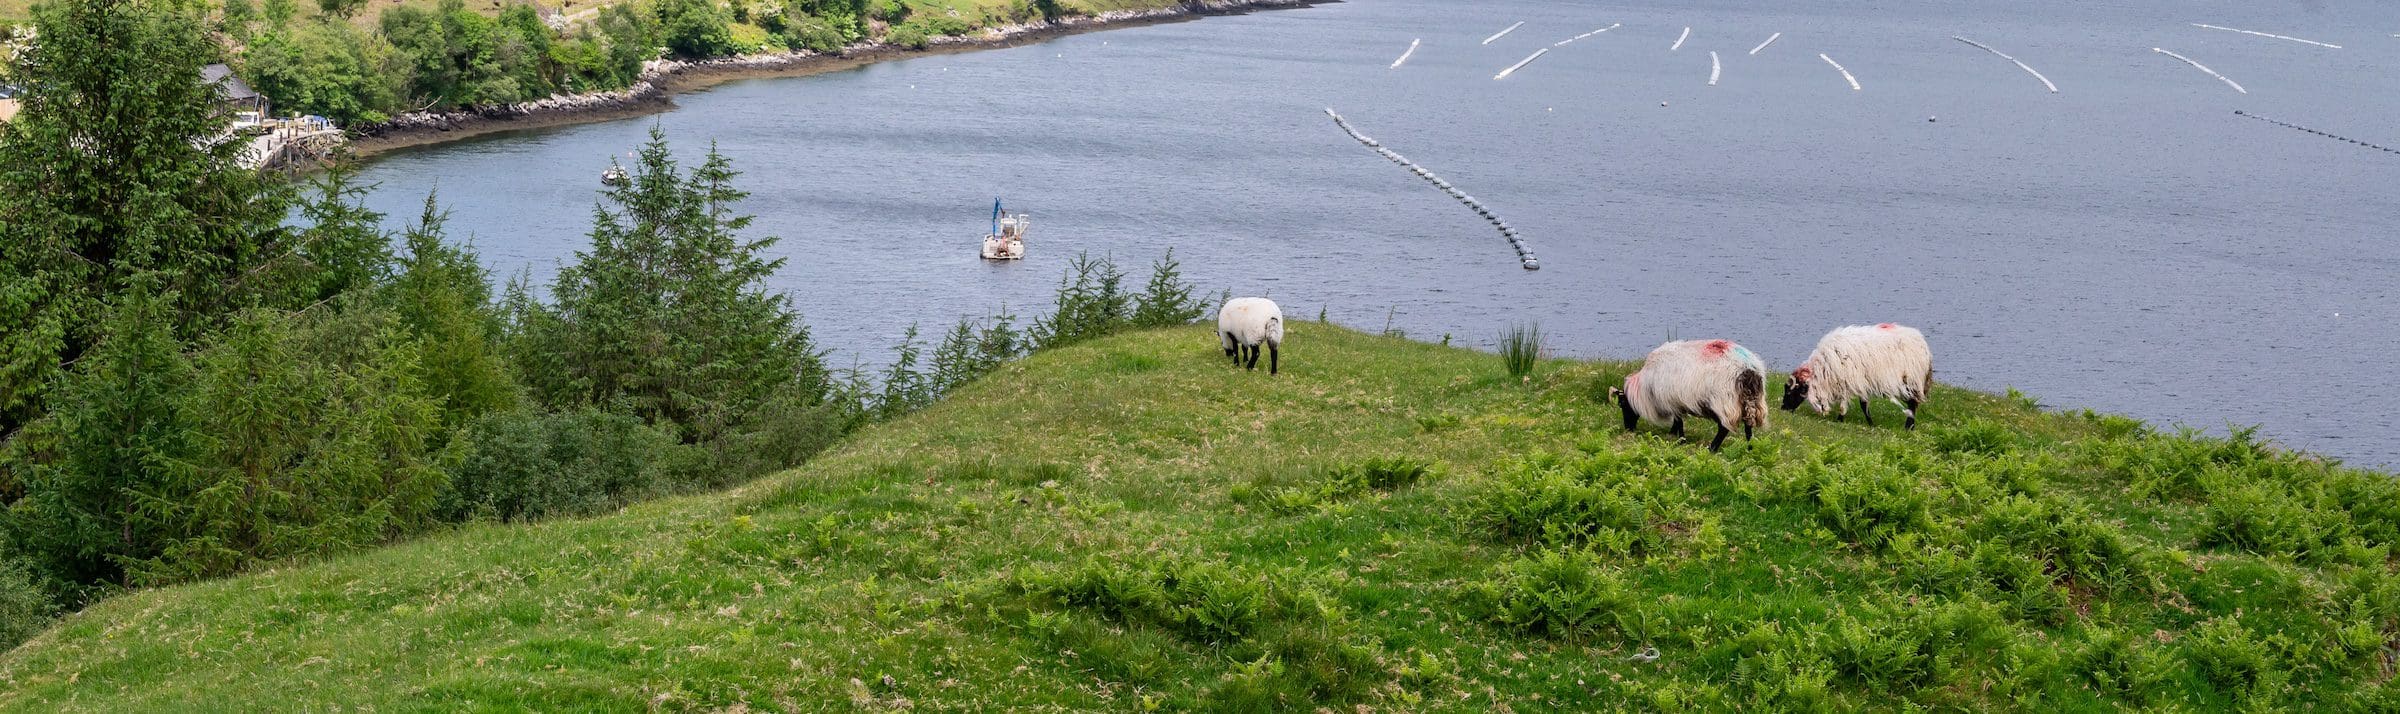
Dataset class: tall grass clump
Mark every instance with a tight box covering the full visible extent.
[1499,322,1542,379]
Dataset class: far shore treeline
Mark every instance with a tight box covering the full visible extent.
[0,0,1073,127]
[0,0,1203,649]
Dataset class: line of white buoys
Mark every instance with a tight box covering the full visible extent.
[1483,22,1524,45]
[2234,109,2400,156]
[1708,51,1721,85]
[1554,23,1621,47]
[1672,27,1689,51]
[2153,48,2246,94]
[1951,36,2058,93]
[1324,108,1541,271]
[1391,38,1420,69]
[2191,23,2341,49]
[1820,53,1860,91]
[1494,48,1549,79]
[1750,32,1781,55]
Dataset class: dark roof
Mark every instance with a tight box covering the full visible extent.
[200,63,262,102]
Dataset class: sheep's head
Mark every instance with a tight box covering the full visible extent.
[1607,384,1637,431]
[1781,367,1813,412]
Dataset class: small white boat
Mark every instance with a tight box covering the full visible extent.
[981,198,1027,260]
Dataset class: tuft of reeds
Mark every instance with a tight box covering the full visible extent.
[1500,322,1543,379]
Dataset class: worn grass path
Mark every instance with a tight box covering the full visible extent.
[5,324,2397,710]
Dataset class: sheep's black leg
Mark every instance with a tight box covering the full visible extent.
[1744,423,1754,441]
[1670,417,1685,438]
[1268,344,1279,376]
[1224,333,1238,364]
[1617,393,1638,432]
[1903,397,1920,430]
[1709,423,1731,452]
[1244,345,1259,371]
[1858,398,1875,427]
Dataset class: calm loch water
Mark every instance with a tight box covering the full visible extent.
[355,0,2400,466]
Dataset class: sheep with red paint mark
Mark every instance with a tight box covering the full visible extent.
[1782,323,1933,429]
[1217,297,1285,375]
[1609,339,1769,452]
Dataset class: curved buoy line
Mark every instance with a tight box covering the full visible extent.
[1554,23,1621,47]
[1750,32,1781,55]
[1708,51,1721,85]
[1391,39,1420,69]
[1672,27,1689,51]
[1494,48,1549,79]
[1951,36,2058,93]
[2153,48,2245,94]
[2232,110,2400,156]
[1324,108,1541,271]
[1820,53,1860,91]
[2191,24,2341,49]
[1483,22,1524,45]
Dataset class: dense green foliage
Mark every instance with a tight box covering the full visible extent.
[5,325,2396,710]
[214,0,1133,126]
[0,1,1226,653]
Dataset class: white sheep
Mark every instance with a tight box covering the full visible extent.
[1216,297,1285,375]
[1609,339,1769,452]
[1782,323,1933,429]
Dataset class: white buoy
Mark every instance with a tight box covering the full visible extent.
[2153,48,2246,94]
[1661,101,1669,107]
[1391,38,1420,69]
[2191,23,2341,49]
[1820,53,1861,91]
[1494,48,1549,80]
[1554,23,1620,47]
[1952,36,2058,93]
[1483,21,1524,45]
[1708,51,1721,86]
[1750,32,1780,55]
[1671,27,1689,51]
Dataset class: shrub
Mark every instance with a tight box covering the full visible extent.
[1499,323,1541,379]
[1030,253,1131,349]
[1471,548,1633,640]
[1928,418,2019,456]
[2182,616,2283,700]
[657,0,739,58]
[1013,554,1387,703]
[1796,453,1934,551]
[441,409,678,523]
[781,19,846,52]
[1822,599,2004,692]
[1233,457,1436,514]
[0,549,56,651]
[885,23,927,49]
[1129,249,1208,328]
[1468,448,1701,557]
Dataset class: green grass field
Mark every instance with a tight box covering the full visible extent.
[4,323,2397,710]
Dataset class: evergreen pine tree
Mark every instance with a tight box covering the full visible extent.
[1130,248,1207,328]
[0,0,297,435]
[524,128,828,443]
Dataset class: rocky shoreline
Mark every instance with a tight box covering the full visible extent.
[347,0,1314,157]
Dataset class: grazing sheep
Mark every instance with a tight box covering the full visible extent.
[1782,323,1933,429]
[1217,297,1285,375]
[1609,339,1769,452]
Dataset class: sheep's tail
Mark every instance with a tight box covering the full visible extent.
[1737,368,1767,428]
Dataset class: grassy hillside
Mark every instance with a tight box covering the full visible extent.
[5,323,2398,711]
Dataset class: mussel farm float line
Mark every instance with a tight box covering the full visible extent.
[1323,108,1540,271]
[2233,110,2400,156]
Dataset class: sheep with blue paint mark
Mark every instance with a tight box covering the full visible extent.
[1782,323,1933,429]
[1217,297,1285,375]
[1610,339,1769,452]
